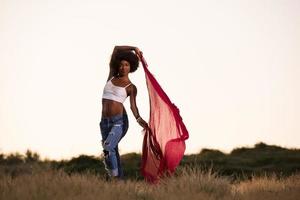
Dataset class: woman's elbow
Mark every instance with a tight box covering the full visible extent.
[130,106,137,112]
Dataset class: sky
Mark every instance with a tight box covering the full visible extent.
[0,0,299,160]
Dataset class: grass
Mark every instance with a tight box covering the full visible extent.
[1,143,299,199]
[0,166,299,200]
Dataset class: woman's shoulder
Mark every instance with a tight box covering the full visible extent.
[127,83,137,93]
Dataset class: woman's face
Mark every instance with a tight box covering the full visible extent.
[118,60,131,75]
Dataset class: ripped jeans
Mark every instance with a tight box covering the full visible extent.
[99,113,128,177]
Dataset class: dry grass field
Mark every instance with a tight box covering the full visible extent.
[1,166,299,200]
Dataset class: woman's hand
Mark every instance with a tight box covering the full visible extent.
[137,117,148,129]
[134,47,143,61]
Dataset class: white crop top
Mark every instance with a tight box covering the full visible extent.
[102,76,131,103]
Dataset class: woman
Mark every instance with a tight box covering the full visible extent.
[100,45,148,180]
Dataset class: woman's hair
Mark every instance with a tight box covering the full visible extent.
[110,50,139,75]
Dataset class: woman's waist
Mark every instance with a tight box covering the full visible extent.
[101,112,128,122]
[101,99,127,118]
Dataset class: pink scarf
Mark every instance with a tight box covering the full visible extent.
[140,54,189,183]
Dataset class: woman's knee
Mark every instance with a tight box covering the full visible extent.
[102,140,116,152]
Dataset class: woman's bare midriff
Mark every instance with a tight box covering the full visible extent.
[102,99,127,117]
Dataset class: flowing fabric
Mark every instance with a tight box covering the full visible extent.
[140,55,189,183]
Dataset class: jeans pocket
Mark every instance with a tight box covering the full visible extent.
[113,118,124,127]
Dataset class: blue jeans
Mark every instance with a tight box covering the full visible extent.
[100,113,128,177]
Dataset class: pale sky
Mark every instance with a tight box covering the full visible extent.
[0,0,299,160]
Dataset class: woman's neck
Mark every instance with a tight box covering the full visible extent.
[116,74,129,80]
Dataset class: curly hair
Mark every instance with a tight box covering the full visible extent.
[110,50,139,75]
